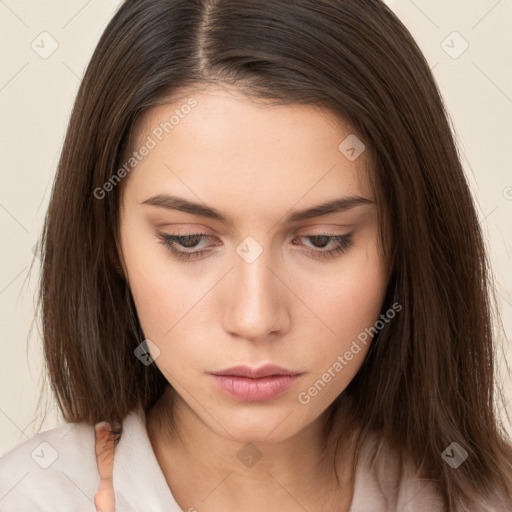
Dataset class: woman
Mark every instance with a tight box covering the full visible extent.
[1,0,511,511]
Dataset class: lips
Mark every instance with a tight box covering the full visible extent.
[208,364,303,402]
[209,364,302,379]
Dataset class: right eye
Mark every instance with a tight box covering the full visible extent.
[156,232,217,260]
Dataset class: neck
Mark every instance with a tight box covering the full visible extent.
[146,386,357,512]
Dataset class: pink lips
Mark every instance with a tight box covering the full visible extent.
[208,364,302,402]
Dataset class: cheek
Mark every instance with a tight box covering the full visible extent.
[292,237,387,410]
[120,215,202,340]
[295,232,387,347]
[127,267,212,350]
[293,243,387,414]
[124,252,212,379]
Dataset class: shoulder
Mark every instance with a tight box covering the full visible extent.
[350,431,447,512]
[351,433,510,511]
[0,419,99,512]
[394,470,446,512]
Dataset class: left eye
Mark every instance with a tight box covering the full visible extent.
[291,232,355,259]
[156,231,355,261]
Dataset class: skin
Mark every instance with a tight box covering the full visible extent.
[94,422,116,512]
[116,85,389,512]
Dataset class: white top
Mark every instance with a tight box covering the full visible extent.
[0,407,446,511]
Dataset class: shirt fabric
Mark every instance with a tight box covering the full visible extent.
[0,406,447,511]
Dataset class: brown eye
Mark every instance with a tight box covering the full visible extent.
[156,232,215,260]
[292,232,355,259]
[308,235,331,248]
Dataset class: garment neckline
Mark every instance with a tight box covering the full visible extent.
[110,406,381,512]
[112,407,184,510]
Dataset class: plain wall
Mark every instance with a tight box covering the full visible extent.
[1,0,511,455]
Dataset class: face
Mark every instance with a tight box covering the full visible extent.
[117,85,389,444]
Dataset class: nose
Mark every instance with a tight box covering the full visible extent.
[222,242,290,342]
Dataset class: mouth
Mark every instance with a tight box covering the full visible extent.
[208,364,303,402]
[209,364,302,379]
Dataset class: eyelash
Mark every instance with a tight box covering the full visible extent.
[156,231,355,261]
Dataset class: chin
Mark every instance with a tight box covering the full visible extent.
[210,412,302,445]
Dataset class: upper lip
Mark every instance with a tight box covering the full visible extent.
[209,364,302,379]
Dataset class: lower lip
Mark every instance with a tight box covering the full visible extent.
[210,374,301,402]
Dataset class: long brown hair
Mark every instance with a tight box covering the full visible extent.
[36,0,512,509]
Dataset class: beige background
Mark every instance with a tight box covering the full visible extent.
[0,0,511,455]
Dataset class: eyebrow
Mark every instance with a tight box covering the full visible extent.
[141,194,374,225]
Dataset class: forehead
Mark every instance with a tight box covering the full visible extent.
[121,86,374,214]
